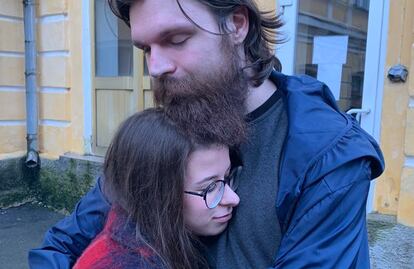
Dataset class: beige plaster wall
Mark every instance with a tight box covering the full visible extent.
[0,0,85,159]
[3,1,412,226]
[257,0,277,12]
[0,1,26,156]
[374,0,414,226]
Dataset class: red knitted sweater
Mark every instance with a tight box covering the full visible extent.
[73,207,165,269]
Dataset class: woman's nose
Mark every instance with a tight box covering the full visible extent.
[220,185,240,207]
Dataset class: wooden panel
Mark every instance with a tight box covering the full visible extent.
[144,89,154,109]
[143,76,151,90]
[0,21,23,52]
[92,16,143,155]
[95,77,134,90]
[0,91,25,120]
[96,89,135,148]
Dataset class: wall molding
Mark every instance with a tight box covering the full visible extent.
[38,14,67,24]
[40,87,70,93]
[38,51,70,57]
[0,14,23,22]
[40,120,70,128]
[0,86,25,92]
[0,51,24,57]
[0,120,25,126]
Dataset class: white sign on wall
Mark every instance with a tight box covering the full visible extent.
[312,35,349,100]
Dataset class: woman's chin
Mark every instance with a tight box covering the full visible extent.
[193,222,229,237]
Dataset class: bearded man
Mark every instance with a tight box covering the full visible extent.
[29,0,384,268]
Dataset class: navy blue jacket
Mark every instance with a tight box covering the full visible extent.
[29,72,384,268]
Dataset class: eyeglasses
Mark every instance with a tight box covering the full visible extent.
[184,166,242,209]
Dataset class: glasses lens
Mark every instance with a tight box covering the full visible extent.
[205,181,225,209]
[227,166,242,191]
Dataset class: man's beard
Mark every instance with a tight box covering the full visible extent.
[152,42,249,147]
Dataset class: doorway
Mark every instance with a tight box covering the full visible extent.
[276,0,389,212]
[92,0,153,156]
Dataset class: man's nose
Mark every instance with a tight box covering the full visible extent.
[147,46,176,78]
[220,185,240,207]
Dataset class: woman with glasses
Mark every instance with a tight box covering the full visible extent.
[74,108,241,269]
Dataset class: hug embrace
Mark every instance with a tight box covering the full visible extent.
[29,0,385,268]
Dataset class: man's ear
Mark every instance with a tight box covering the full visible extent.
[228,6,249,45]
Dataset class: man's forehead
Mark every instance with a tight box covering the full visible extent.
[129,0,213,26]
[129,0,217,43]
[130,0,180,20]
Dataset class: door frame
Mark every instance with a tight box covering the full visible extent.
[360,0,389,212]
[90,0,145,156]
[276,0,390,212]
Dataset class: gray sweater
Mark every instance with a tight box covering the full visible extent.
[205,90,288,269]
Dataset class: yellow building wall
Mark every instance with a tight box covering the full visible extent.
[3,0,412,226]
[374,0,414,226]
[257,0,276,12]
[0,0,26,159]
[0,0,85,159]
[0,0,277,160]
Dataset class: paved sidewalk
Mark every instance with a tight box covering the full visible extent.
[1,204,413,269]
[0,204,64,269]
[368,214,414,269]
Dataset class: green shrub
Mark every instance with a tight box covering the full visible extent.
[34,160,94,213]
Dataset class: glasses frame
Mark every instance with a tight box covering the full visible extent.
[184,165,242,209]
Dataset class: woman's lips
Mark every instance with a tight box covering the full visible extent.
[213,213,232,223]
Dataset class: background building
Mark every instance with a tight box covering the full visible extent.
[0,0,413,226]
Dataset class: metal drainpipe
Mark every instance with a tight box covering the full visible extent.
[23,0,39,168]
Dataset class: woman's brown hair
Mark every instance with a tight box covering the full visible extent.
[104,108,207,269]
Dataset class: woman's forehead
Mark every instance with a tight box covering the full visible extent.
[185,145,230,185]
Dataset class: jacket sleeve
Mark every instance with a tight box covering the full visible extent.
[28,176,111,269]
[272,159,372,269]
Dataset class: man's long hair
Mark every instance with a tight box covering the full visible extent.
[108,0,284,86]
[104,108,208,269]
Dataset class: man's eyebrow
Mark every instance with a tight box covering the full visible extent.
[133,41,144,50]
[133,41,146,50]
[133,24,196,48]
[161,25,195,37]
